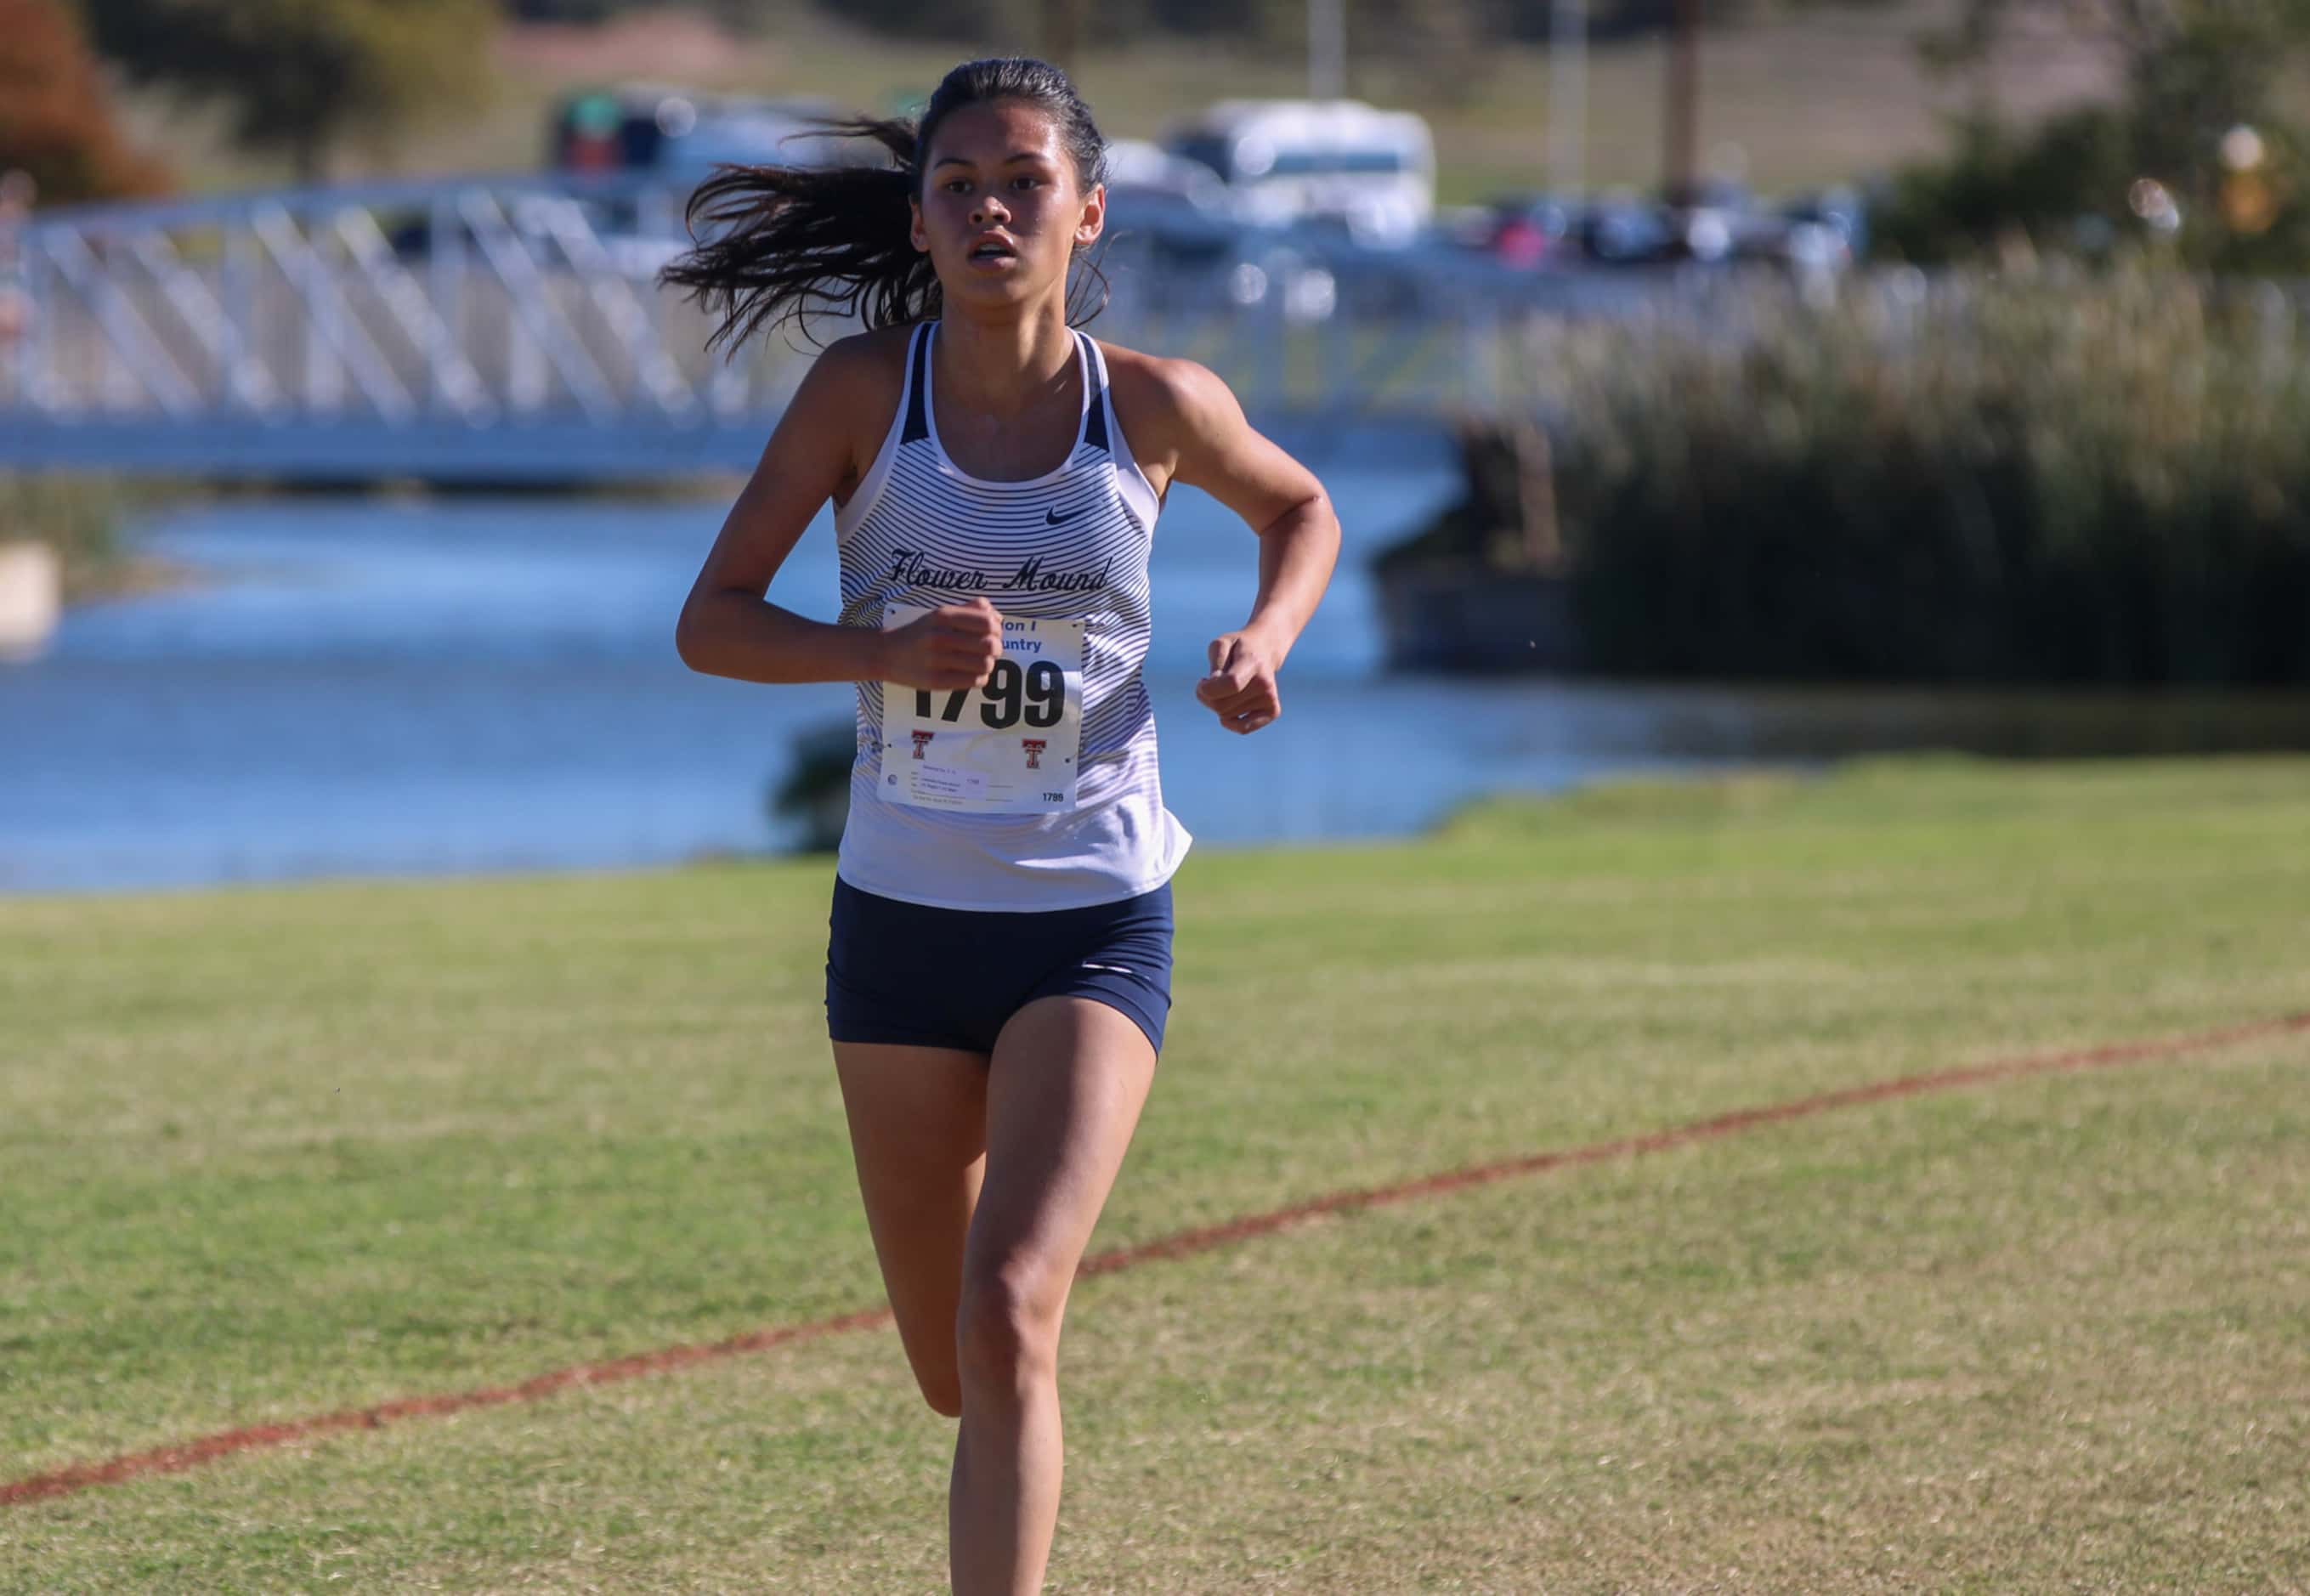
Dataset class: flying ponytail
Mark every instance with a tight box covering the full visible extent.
[660,58,1112,352]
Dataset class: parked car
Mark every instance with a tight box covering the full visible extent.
[1100,139,1242,269]
[1162,99,1436,248]
[1463,193,1580,268]
[550,87,853,179]
[1464,180,1861,278]
[1776,186,1869,265]
[415,87,868,280]
[1577,192,1679,265]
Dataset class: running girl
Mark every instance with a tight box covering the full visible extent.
[663,56,1339,1594]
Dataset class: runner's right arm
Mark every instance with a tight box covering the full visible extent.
[674,336,1000,690]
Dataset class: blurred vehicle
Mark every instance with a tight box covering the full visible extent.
[1105,139,1237,213]
[1100,138,1243,272]
[1673,178,1753,263]
[1096,214,1343,323]
[543,88,871,275]
[550,86,854,180]
[1460,181,1861,279]
[1162,99,1435,248]
[1096,137,1339,320]
[1460,193,1579,268]
[1577,192,1679,265]
[387,87,866,276]
[1777,185,1868,264]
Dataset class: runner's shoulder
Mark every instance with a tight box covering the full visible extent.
[807,323,914,406]
[788,324,916,468]
[1096,343,1247,461]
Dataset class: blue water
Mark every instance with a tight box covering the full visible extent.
[3,462,1533,891]
[14,461,2310,895]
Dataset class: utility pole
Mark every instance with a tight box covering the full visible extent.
[1309,0,1347,99]
[1663,0,1701,201]
[1548,0,1587,197]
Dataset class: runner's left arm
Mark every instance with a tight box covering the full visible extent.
[1152,359,1340,736]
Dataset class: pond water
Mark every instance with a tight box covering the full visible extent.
[8,458,2310,894]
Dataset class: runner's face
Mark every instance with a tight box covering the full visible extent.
[911,101,1103,308]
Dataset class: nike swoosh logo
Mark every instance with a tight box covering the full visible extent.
[1045,507,1078,525]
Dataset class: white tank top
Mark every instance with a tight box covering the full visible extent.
[829,320,1192,910]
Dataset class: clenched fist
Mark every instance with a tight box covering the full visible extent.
[882,597,1002,689]
[1197,631,1281,734]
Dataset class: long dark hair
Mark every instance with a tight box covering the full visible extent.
[660,57,1112,352]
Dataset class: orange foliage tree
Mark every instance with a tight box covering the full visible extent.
[0,0,170,206]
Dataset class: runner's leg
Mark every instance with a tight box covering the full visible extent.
[831,1041,989,1417]
[948,995,1159,1596]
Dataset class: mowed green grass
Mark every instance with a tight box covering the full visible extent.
[3,756,2307,1592]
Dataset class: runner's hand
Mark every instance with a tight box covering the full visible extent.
[882,598,1001,688]
[1197,631,1280,735]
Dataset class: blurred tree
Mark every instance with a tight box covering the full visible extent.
[1873,105,2133,259]
[78,0,494,182]
[0,0,170,203]
[1892,0,2310,267]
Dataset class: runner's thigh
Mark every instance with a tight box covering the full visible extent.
[965,997,1158,1308]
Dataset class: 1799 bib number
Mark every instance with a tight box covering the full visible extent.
[912,658,1066,730]
[880,608,1085,814]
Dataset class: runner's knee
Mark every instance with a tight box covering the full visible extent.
[954,1259,1063,1395]
[920,1373,964,1419]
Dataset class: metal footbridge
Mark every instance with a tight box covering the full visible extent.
[0,173,1632,484]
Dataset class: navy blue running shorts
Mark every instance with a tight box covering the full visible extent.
[825,878,1175,1056]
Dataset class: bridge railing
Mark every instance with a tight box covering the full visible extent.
[1,174,801,425]
[0,172,1668,478]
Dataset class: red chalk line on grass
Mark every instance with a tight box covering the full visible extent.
[8,1010,2307,1509]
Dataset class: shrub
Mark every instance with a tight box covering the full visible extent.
[1512,265,2310,684]
[0,473,132,601]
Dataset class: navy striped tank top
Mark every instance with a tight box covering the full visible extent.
[831,320,1191,910]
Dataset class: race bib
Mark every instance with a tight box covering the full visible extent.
[877,606,1084,813]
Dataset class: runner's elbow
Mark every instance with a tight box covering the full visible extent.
[673,598,719,675]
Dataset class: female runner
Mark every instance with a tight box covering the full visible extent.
[663,56,1339,1594]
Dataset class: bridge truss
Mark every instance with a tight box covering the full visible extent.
[0,173,1633,483]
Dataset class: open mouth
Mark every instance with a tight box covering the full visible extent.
[969,236,1019,263]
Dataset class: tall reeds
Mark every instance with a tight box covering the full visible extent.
[1517,265,2310,683]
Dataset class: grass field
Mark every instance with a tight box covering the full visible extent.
[129,1,2116,205]
[4,756,2309,1592]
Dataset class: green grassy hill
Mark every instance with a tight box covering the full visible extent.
[122,1,2115,203]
